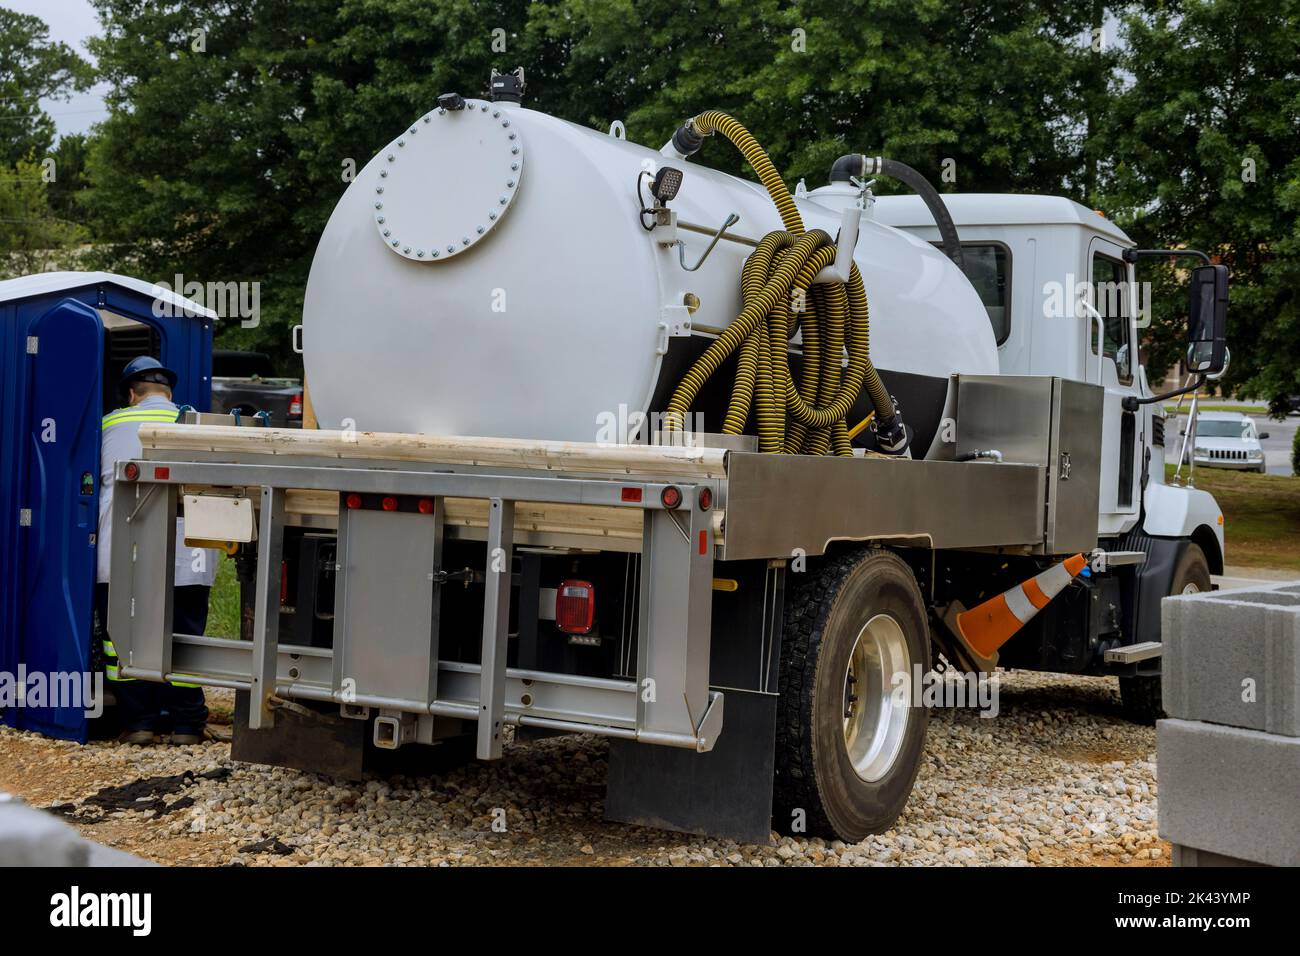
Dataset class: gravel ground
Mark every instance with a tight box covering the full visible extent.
[0,672,1167,866]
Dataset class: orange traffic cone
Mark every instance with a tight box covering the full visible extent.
[943,554,1090,669]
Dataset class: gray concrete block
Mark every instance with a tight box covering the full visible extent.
[0,795,90,865]
[1158,718,1300,867]
[1162,587,1300,736]
[0,793,150,866]
[1171,844,1265,867]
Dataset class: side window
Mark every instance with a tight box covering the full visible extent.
[1091,253,1132,383]
[938,242,1011,344]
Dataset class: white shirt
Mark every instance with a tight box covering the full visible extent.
[97,395,220,587]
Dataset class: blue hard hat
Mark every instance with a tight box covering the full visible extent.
[120,355,178,391]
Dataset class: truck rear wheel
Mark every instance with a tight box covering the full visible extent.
[1119,542,1211,724]
[774,549,930,841]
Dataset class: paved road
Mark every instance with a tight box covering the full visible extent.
[1214,565,1300,591]
[1167,406,1297,476]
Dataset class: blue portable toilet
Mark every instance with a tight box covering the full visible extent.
[0,272,214,742]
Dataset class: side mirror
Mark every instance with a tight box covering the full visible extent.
[1259,432,1270,440]
[1187,264,1228,375]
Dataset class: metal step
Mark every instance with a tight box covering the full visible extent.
[1104,640,1162,664]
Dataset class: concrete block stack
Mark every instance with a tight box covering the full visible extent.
[1159,582,1300,866]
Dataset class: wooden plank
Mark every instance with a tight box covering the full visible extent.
[301,380,318,430]
[140,424,728,480]
[281,489,724,544]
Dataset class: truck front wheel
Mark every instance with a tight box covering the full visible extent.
[774,549,930,841]
[1119,542,1211,724]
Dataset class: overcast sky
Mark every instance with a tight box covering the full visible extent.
[10,0,108,138]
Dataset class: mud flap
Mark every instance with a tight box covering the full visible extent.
[232,690,366,780]
[604,688,777,844]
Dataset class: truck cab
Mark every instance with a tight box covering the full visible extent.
[874,193,1224,572]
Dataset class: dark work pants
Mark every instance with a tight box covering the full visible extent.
[95,584,211,735]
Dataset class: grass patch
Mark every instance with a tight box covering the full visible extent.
[206,553,241,637]
[1165,464,1300,571]
[1163,403,1268,415]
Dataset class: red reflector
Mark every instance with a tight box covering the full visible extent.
[621,487,643,503]
[153,466,170,480]
[123,462,140,481]
[661,485,682,509]
[382,496,399,511]
[556,579,595,635]
[280,560,289,606]
[698,529,708,555]
[698,487,713,511]
[418,498,435,515]
[345,493,362,509]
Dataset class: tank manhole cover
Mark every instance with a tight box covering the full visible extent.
[371,99,523,261]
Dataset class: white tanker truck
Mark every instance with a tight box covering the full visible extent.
[108,72,1229,843]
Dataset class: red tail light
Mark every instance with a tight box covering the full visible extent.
[345,493,362,509]
[288,391,303,419]
[280,560,289,606]
[381,496,398,511]
[556,579,595,635]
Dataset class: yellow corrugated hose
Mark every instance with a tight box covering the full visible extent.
[662,110,896,456]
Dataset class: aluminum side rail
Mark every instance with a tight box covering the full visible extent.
[107,458,722,758]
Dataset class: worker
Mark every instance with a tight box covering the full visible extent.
[94,356,219,745]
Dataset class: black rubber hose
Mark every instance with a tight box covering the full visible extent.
[831,154,964,271]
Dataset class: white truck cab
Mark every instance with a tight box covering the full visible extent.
[874,193,1225,571]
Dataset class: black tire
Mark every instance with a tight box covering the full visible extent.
[774,549,930,841]
[1119,542,1211,724]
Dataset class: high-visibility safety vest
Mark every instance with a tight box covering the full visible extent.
[102,638,132,682]
[102,637,199,687]
[100,407,182,429]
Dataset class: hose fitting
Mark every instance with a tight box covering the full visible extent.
[873,415,909,455]
[671,121,706,158]
[830,154,964,271]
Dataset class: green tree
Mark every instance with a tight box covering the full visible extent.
[0,7,94,167]
[530,0,1120,196]
[46,132,90,223]
[0,158,86,277]
[1100,0,1300,400]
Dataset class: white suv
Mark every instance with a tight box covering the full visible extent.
[1190,411,1269,473]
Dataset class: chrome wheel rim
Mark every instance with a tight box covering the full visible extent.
[842,612,912,783]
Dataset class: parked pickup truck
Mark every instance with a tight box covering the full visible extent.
[210,350,303,427]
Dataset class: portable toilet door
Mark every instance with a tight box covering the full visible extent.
[1,272,214,743]
[15,298,103,740]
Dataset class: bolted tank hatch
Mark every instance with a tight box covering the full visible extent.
[371,98,525,261]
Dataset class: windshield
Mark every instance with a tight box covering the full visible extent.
[1196,419,1255,439]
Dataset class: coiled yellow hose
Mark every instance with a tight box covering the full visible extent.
[662,111,898,456]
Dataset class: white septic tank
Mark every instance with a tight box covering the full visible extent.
[303,98,997,455]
